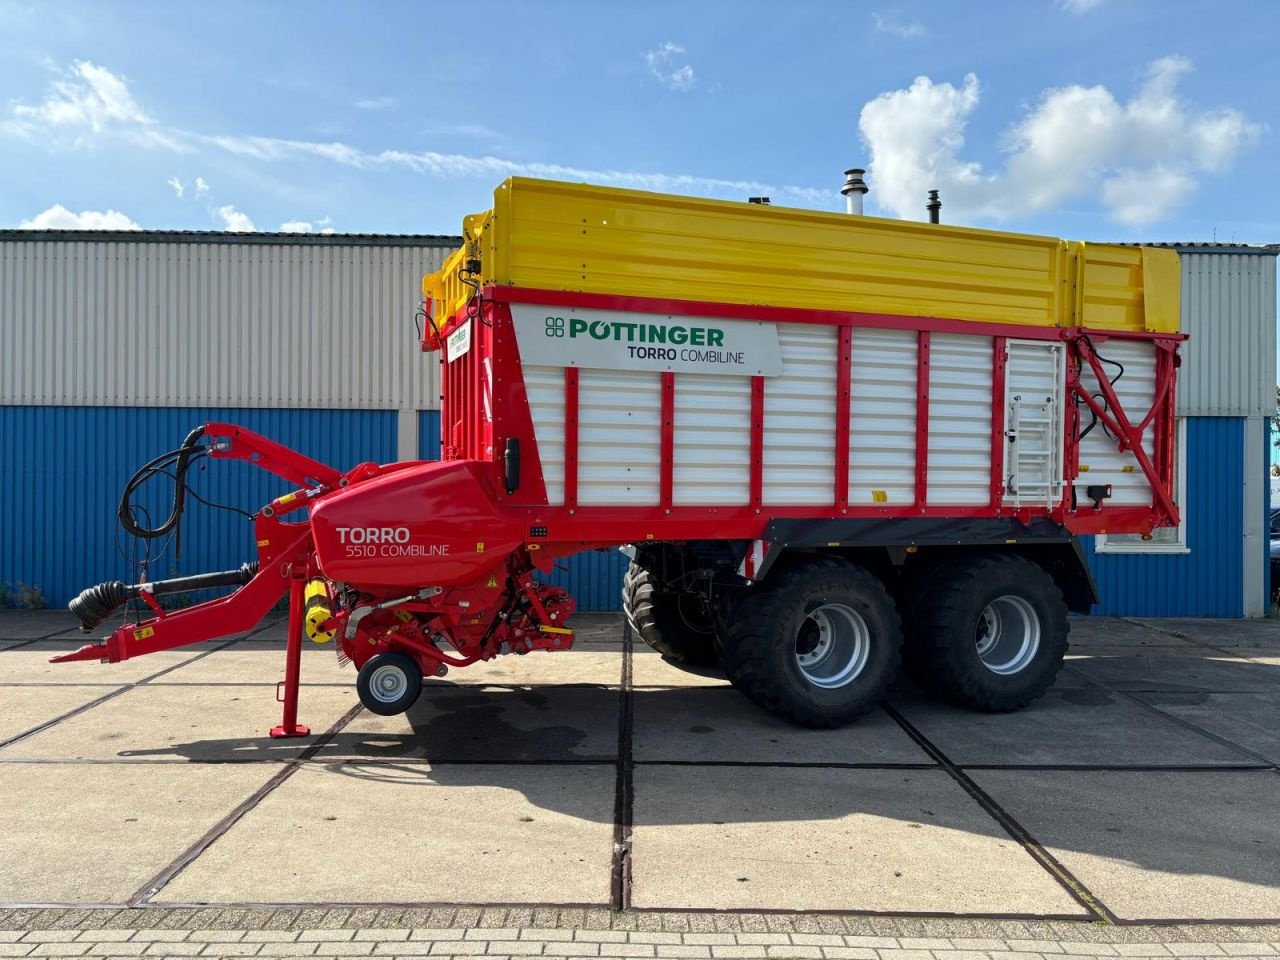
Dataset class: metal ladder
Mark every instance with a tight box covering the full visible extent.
[1004,392,1063,511]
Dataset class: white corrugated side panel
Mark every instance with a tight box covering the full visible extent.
[673,373,752,505]
[0,238,452,410]
[928,334,993,504]
[1078,338,1157,506]
[578,369,662,505]
[849,329,917,505]
[763,324,837,505]
[1177,251,1278,418]
[522,365,566,505]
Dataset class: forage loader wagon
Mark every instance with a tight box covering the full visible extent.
[59,177,1185,732]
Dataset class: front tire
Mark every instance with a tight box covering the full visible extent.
[623,562,719,666]
[911,553,1068,711]
[356,652,423,716]
[718,557,902,728]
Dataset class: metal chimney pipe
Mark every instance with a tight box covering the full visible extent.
[841,168,868,215]
[927,189,941,224]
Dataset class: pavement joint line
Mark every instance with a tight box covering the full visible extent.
[880,702,1114,925]
[610,622,635,912]
[1061,667,1280,771]
[1115,618,1273,665]
[127,701,367,906]
[0,625,278,753]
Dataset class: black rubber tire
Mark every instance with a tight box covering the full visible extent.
[911,553,1068,711]
[718,557,902,728]
[356,652,423,716]
[622,562,719,666]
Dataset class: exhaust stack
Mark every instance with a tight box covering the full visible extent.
[841,168,868,215]
[927,190,941,224]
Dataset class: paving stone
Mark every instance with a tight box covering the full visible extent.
[484,942,545,956]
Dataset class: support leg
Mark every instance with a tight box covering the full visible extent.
[270,576,311,739]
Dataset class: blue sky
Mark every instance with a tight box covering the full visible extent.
[0,0,1276,244]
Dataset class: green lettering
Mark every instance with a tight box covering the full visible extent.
[708,328,724,347]
[690,327,706,346]
[589,320,611,340]
[569,318,588,338]
[670,326,688,345]
[648,325,666,344]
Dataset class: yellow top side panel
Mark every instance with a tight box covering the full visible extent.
[425,178,1179,335]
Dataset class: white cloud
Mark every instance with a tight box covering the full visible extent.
[645,42,696,92]
[355,96,397,111]
[858,56,1261,225]
[1058,0,1106,11]
[216,204,255,232]
[3,59,833,209]
[167,176,184,198]
[4,60,185,150]
[280,217,337,234]
[204,132,832,206]
[872,12,925,38]
[19,204,141,230]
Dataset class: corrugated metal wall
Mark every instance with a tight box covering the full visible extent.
[1083,417,1244,617]
[0,406,397,605]
[0,236,453,414]
[1177,250,1278,417]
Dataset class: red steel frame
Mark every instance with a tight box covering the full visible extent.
[442,287,1183,540]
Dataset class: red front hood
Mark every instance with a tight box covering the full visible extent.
[309,460,524,589]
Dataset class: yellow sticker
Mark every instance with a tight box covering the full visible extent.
[1079,464,1090,472]
[475,542,485,552]
[257,539,270,547]
[1122,465,1135,473]
[133,626,155,640]
[394,610,412,623]
[538,625,573,636]
[485,576,499,588]
[871,490,888,503]
[278,492,297,504]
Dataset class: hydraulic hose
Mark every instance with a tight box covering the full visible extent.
[117,426,206,540]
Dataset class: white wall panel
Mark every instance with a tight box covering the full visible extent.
[1175,249,1278,417]
[673,373,752,506]
[577,369,662,506]
[849,329,917,505]
[928,334,993,505]
[763,324,837,505]
[0,235,454,411]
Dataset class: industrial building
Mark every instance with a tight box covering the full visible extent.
[1,228,1274,617]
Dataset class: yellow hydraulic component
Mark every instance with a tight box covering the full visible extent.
[303,579,335,644]
[424,178,1180,335]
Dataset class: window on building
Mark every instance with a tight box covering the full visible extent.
[1095,418,1189,554]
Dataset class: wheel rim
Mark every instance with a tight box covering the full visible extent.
[793,603,871,689]
[368,663,409,704]
[975,595,1041,676]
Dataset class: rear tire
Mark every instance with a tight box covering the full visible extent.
[911,553,1068,711]
[356,652,423,716]
[718,557,902,728]
[622,562,720,666]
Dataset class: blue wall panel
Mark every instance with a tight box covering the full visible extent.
[1083,416,1244,617]
[418,410,441,461]
[1,406,397,606]
[540,549,629,613]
